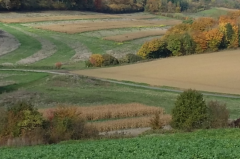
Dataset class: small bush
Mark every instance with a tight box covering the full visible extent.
[171,89,209,131]
[118,56,129,64]
[125,53,142,63]
[149,112,164,130]
[102,54,119,66]
[89,54,104,67]
[208,101,229,128]
[85,60,93,68]
[45,106,98,144]
[55,62,62,69]
[1,101,44,138]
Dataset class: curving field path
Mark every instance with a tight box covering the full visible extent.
[71,50,240,95]
[5,25,57,65]
[0,30,20,56]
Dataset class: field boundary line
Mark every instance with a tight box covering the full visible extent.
[1,69,240,99]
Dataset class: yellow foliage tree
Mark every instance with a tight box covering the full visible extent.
[191,17,217,32]
[205,28,223,51]
[89,54,104,67]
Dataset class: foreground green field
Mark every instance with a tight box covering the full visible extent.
[1,129,240,158]
[0,70,240,119]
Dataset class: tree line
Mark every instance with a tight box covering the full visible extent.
[0,0,240,13]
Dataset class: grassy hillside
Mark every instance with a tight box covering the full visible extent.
[0,70,240,119]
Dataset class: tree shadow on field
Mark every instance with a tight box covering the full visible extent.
[0,83,19,94]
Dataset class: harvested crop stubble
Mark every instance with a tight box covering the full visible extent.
[104,29,167,42]
[36,20,181,34]
[89,115,172,132]
[39,103,164,121]
[5,25,57,65]
[71,50,240,95]
[0,15,120,23]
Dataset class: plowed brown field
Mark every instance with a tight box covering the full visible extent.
[36,20,181,34]
[71,50,240,95]
[104,29,167,42]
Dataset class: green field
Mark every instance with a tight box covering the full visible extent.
[1,129,240,158]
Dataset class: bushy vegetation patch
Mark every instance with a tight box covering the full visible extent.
[171,89,233,131]
[208,101,229,129]
[86,53,142,68]
[0,102,98,147]
[171,89,209,131]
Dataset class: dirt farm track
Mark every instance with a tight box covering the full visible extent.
[72,50,240,95]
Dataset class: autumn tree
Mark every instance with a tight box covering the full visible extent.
[205,28,223,51]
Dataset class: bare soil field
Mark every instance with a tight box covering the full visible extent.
[71,50,240,95]
[104,29,167,42]
[36,19,181,34]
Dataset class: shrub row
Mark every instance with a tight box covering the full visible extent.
[171,89,230,131]
[137,12,240,59]
[85,53,143,68]
[0,102,98,147]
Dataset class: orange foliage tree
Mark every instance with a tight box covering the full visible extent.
[205,28,224,51]
[192,31,208,53]
[191,17,217,32]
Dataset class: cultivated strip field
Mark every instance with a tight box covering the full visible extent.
[91,115,171,132]
[36,20,181,34]
[104,29,167,42]
[71,50,240,95]
[0,15,120,23]
[38,103,170,132]
[0,15,157,23]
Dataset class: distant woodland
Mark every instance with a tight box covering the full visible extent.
[0,0,240,13]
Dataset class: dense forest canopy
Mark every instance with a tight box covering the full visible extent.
[0,0,239,13]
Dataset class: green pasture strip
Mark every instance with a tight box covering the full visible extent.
[32,37,75,67]
[194,8,229,18]
[0,23,41,64]
[0,70,49,93]
[1,129,240,158]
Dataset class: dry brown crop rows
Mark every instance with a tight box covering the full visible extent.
[36,20,181,34]
[89,115,172,132]
[104,29,167,42]
[39,103,164,121]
